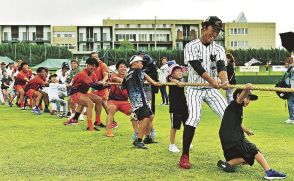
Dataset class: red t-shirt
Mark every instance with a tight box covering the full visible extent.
[108,73,128,101]
[14,70,32,85]
[25,75,45,91]
[71,69,97,94]
[93,61,108,81]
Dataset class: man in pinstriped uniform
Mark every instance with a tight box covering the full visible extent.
[179,16,229,169]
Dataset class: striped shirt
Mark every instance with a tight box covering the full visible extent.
[184,39,226,86]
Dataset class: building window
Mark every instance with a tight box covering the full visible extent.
[79,33,83,41]
[64,34,68,37]
[57,34,61,37]
[115,24,118,28]
[152,24,156,28]
[94,33,97,41]
[47,32,51,40]
[23,32,27,41]
[97,44,101,51]
[137,24,141,28]
[126,24,130,28]
[102,33,107,41]
[4,32,8,41]
[163,24,166,28]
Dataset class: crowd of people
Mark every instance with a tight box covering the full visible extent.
[0,15,289,180]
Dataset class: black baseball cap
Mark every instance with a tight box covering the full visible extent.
[233,89,258,101]
[202,16,224,32]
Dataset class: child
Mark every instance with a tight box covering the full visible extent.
[122,55,160,149]
[1,70,13,104]
[166,63,188,153]
[44,74,67,117]
[218,83,286,180]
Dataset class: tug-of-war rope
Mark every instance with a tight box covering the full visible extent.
[107,82,294,92]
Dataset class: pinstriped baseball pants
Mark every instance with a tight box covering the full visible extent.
[185,87,228,128]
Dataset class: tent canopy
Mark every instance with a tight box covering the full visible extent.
[32,59,71,69]
[0,56,16,65]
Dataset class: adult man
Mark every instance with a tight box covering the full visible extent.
[90,52,110,128]
[105,60,137,137]
[179,16,229,169]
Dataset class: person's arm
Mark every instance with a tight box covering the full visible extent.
[144,74,161,87]
[111,74,123,83]
[241,124,254,136]
[188,60,219,88]
[236,83,252,104]
[170,78,184,87]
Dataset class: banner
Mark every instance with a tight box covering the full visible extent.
[272,66,286,72]
[239,66,259,72]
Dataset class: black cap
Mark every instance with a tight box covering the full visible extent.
[202,16,224,32]
[233,89,258,101]
[62,62,70,69]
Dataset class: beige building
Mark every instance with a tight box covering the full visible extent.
[51,26,78,52]
[224,12,276,50]
[103,19,203,50]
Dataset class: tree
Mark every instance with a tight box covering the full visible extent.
[117,40,134,50]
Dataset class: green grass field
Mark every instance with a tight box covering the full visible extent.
[0,88,293,180]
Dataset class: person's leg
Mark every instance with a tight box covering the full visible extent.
[205,89,228,118]
[288,94,294,120]
[255,152,271,171]
[105,104,117,136]
[159,86,165,104]
[77,95,94,129]
[40,91,50,112]
[162,86,168,104]
[2,89,7,103]
[19,89,25,108]
[227,158,246,166]
[34,91,43,107]
[170,128,176,144]
[88,93,102,130]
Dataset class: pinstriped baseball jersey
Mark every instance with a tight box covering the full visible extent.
[184,39,226,86]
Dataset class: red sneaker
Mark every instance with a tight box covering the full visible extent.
[179,154,191,169]
[63,118,78,125]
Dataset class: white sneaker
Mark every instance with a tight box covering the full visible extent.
[285,119,294,124]
[78,114,84,121]
[168,144,180,153]
[190,143,193,149]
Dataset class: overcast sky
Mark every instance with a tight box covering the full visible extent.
[0,0,292,47]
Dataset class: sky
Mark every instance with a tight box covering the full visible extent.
[0,0,292,47]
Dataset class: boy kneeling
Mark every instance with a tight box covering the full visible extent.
[218,83,286,180]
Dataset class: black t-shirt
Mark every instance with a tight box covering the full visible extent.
[219,100,244,149]
[1,76,13,89]
[168,78,188,115]
[226,63,236,85]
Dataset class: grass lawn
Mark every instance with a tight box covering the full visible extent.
[0,88,293,180]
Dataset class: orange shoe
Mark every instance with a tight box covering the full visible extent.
[106,129,114,137]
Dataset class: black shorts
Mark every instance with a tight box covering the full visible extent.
[134,105,153,121]
[170,112,188,129]
[223,138,259,166]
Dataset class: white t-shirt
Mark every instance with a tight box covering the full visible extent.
[158,64,168,83]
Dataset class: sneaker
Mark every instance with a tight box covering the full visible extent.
[51,110,57,115]
[264,169,286,180]
[112,121,118,129]
[284,119,294,124]
[143,136,158,144]
[106,129,114,137]
[44,108,51,113]
[87,127,100,131]
[63,118,78,125]
[131,132,138,141]
[169,144,180,153]
[263,169,286,180]
[33,107,41,115]
[94,122,106,128]
[179,154,191,169]
[21,106,26,110]
[150,128,156,140]
[78,115,84,121]
[9,102,13,107]
[217,160,235,173]
[133,140,148,149]
[66,112,71,118]
[190,143,194,149]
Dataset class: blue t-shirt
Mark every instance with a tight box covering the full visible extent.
[122,68,148,111]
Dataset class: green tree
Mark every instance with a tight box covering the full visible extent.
[117,40,134,51]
